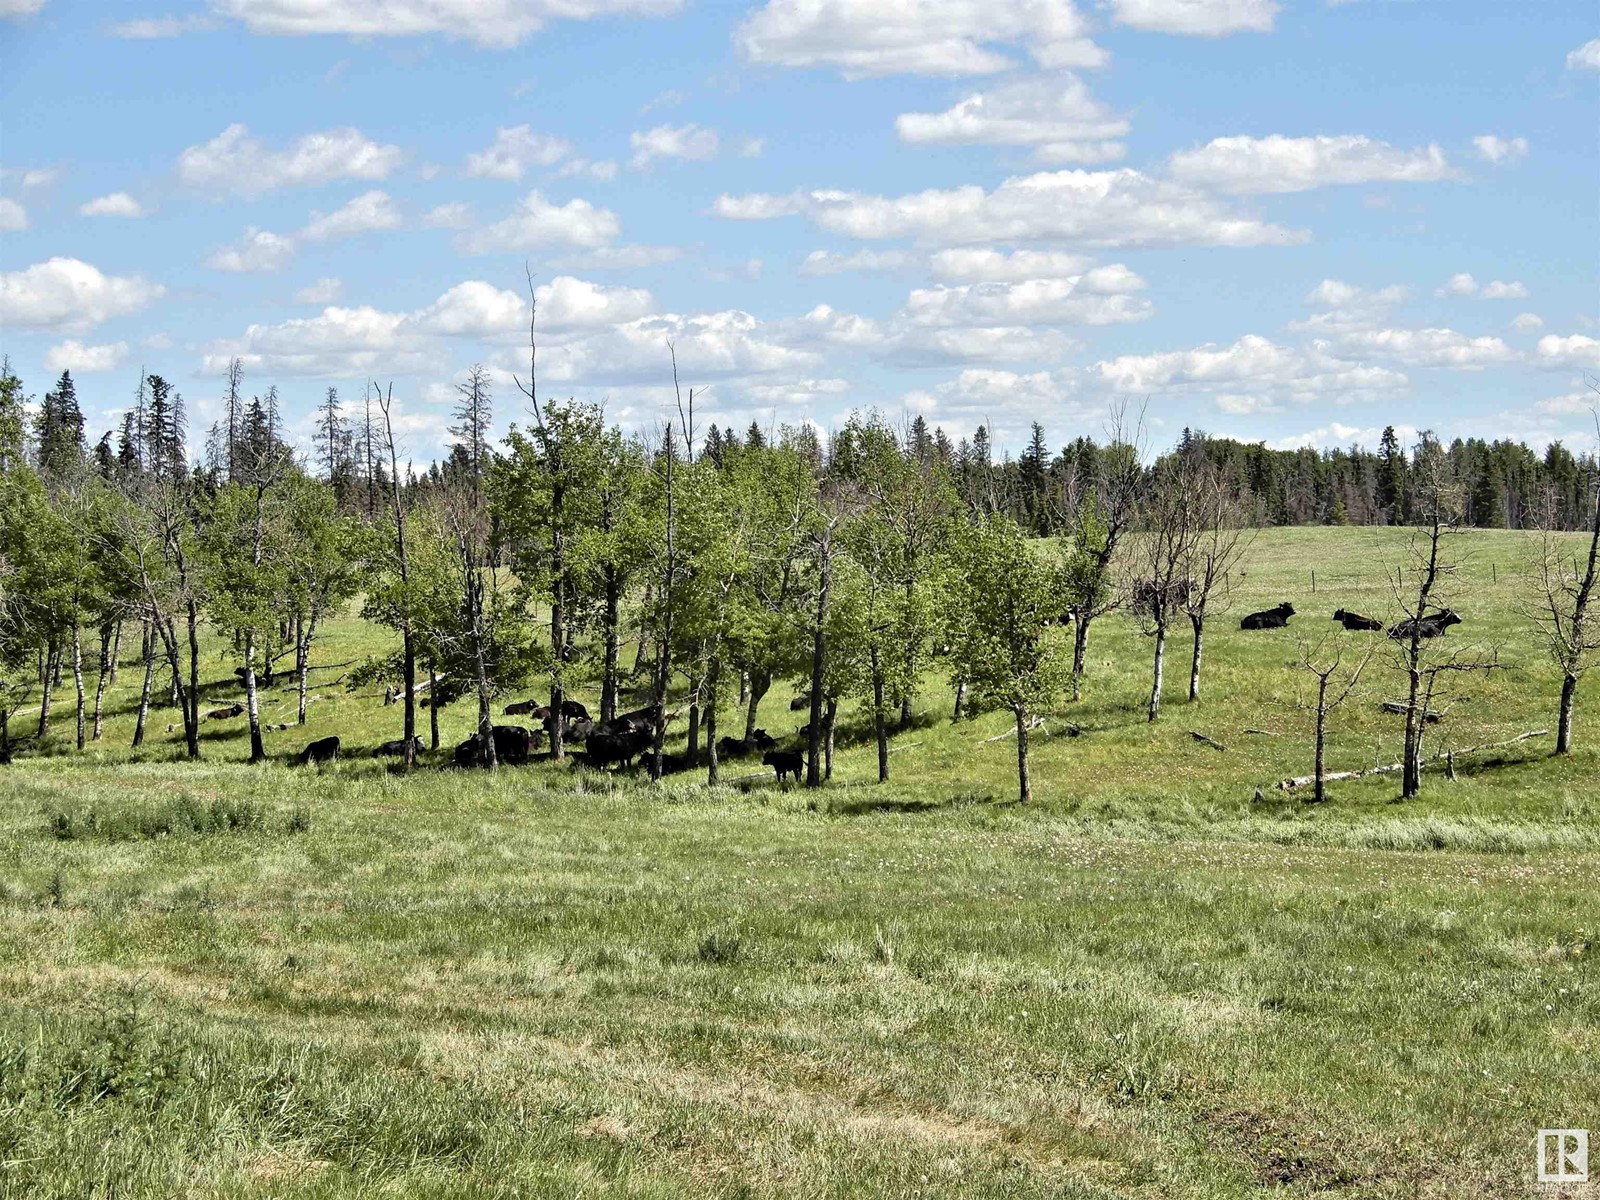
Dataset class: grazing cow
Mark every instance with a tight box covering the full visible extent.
[762,750,804,782]
[503,699,538,716]
[1240,602,1296,630]
[207,702,245,720]
[608,703,666,736]
[583,726,653,770]
[789,695,810,711]
[295,735,340,766]
[371,736,425,758]
[454,724,536,768]
[1333,608,1384,632]
[751,728,776,752]
[1389,609,1462,640]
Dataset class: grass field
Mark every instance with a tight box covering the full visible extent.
[2,527,1597,1197]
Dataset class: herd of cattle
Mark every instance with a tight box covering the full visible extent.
[293,694,809,779]
[1238,601,1464,639]
[292,599,1466,770]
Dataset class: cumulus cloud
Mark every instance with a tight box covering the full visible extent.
[108,14,220,36]
[79,191,147,218]
[0,257,165,331]
[295,277,343,304]
[1271,422,1420,452]
[205,228,297,273]
[799,249,918,276]
[716,167,1304,248]
[299,190,402,240]
[901,273,1151,329]
[1472,135,1527,165]
[424,202,472,229]
[45,339,129,373]
[1567,39,1600,71]
[629,123,720,168]
[457,191,622,253]
[0,197,25,231]
[895,74,1128,163]
[930,248,1092,281]
[210,0,683,47]
[464,125,572,180]
[0,0,46,16]
[1435,273,1528,300]
[1331,327,1515,369]
[735,0,1106,78]
[1535,334,1600,370]
[1107,0,1279,36]
[1093,333,1410,403]
[1510,312,1543,332]
[178,123,403,195]
[1289,279,1409,334]
[1169,134,1452,194]
[556,157,620,181]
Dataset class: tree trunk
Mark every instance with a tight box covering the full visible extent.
[601,563,620,725]
[686,677,701,760]
[132,636,154,748]
[91,624,111,742]
[824,696,837,781]
[296,618,312,725]
[953,678,966,721]
[805,540,830,789]
[871,644,888,783]
[738,669,748,708]
[71,624,86,751]
[1015,707,1032,803]
[37,642,55,738]
[185,602,202,760]
[244,630,265,762]
[402,630,417,770]
[1188,614,1204,703]
[1147,622,1166,723]
[1312,676,1328,804]
[1402,662,1423,798]
[108,620,122,684]
[744,671,770,743]
[632,583,652,678]
[705,658,720,784]
[1556,672,1577,756]
[1071,615,1091,702]
[429,667,441,750]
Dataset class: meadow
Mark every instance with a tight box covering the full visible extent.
[1,526,1596,1198]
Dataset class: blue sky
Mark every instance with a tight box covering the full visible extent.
[1,0,1596,466]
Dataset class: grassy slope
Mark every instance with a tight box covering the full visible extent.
[1,526,1597,1198]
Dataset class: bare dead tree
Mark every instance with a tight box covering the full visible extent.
[373,382,418,771]
[1295,630,1375,803]
[1183,457,1253,703]
[1528,403,1600,754]
[1133,456,1204,723]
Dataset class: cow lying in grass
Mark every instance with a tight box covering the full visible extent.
[1333,608,1383,631]
[1241,602,1295,630]
[1389,609,1462,640]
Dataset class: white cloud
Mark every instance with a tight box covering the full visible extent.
[108,14,219,36]
[411,281,528,337]
[930,248,1092,281]
[79,192,147,218]
[299,189,402,240]
[735,0,1106,78]
[0,257,165,331]
[295,277,343,303]
[629,123,720,168]
[205,227,297,273]
[1,166,56,189]
[457,191,621,252]
[799,249,918,276]
[424,202,472,229]
[1271,422,1420,452]
[1107,0,1279,36]
[1567,39,1600,72]
[1535,334,1600,370]
[1169,134,1452,194]
[0,197,26,231]
[1472,135,1527,165]
[45,339,129,373]
[901,274,1152,328]
[895,74,1128,163]
[464,126,572,180]
[1289,279,1409,334]
[211,0,682,46]
[1535,391,1597,416]
[1510,312,1543,332]
[1094,333,1410,402]
[0,0,46,16]
[550,244,683,270]
[1332,327,1515,369]
[556,157,619,181]
[1434,273,1528,300]
[716,167,1304,248]
[742,378,850,406]
[178,123,404,195]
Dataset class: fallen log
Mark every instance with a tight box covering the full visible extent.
[1277,729,1548,790]
[887,742,924,754]
[1243,728,1278,737]
[1381,700,1441,723]
[1188,731,1226,752]
[981,717,1045,743]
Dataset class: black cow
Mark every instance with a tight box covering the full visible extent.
[583,726,653,770]
[454,725,536,767]
[657,752,693,775]
[1241,602,1296,630]
[372,735,425,758]
[762,750,804,781]
[295,735,340,766]
[716,735,753,759]
[789,695,810,711]
[503,699,539,716]
[561,699,591,722]
[751,728,776,752]
[206,702,245,720]
[1333,608,1384,632]
[1389,609,1462,640]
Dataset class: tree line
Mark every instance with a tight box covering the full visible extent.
[1,348,1596,803]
